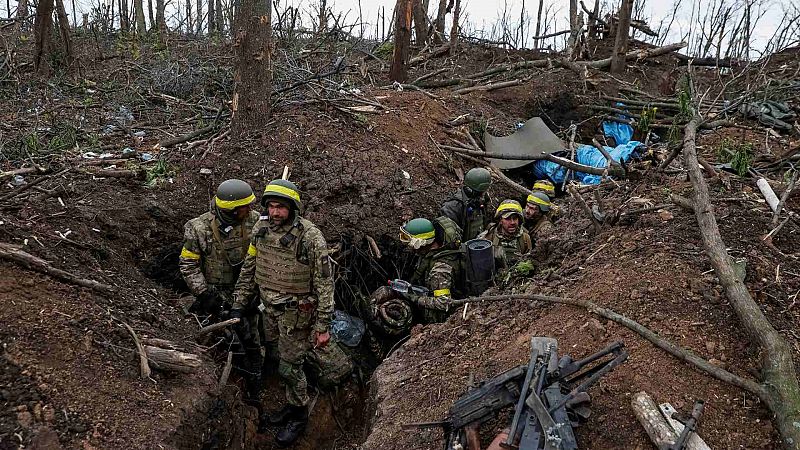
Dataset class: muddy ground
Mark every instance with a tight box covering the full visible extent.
[1,32,799,450]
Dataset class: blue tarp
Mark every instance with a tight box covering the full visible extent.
[602,120,633,146]
[531,141,643,185]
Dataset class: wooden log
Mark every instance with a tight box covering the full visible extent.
[219,351,233,388]
[659,403,712,450]
[453,79,524,95]
[144,346,202,373]
[0,166,46,180]
[758,178,781,212]
[631,392,677,448]
[0,243,114,294]
[80,169,145,179]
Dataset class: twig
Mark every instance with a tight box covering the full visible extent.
[568,185,602,233]
[197,318,240,336]
[0,243,114,294]
[123,322,152,379]
[773,170,798,225]
[218,351,233,388]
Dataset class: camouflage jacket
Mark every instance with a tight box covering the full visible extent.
[234,216,334,333]
[409,247,465,323]
[179,210,260,297]
[440,188,491,242]
[525,215,555,244]
[479,223,532,269]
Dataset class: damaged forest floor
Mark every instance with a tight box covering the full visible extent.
[1,31,799,450]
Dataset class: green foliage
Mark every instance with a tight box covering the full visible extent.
[511,260,535,277]
[145,159,174,186]
[637,107,658,133]
[717,138,754,176]
[375,42,394,59]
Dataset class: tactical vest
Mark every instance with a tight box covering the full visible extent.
[253,217,314,295]
[444,190,488,241]
[486,224,530,268]
[202,212,257,288]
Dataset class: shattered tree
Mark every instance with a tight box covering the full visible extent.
[390,0,413,83]
[232,0,273,130]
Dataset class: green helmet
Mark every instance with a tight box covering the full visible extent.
[464,168,492,193]
[526,191,551,212]
[262,179,302,210]
[399,218,436,249]
[215,179,255,210]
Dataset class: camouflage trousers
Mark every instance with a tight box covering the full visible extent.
[264,305,353,407]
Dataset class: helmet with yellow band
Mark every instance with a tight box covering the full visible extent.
[399,218,436,250]
[495,199,524,220]
[214,179,256,210]
[526,191,551,212]
[532,180,556,197]
[261,179,303,210]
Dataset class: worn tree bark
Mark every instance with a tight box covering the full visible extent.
[119,0,129,32]
[567,0,578,59]
[449,0,460,50]
[433,0,448,43]
[389,0,413,82]
[147,0,154,30]
[144,346,202,373]
[232,0,272,131]
[412,0,427,44]
[609,0,633,74]
[54,0,73,64]
[134,0,146,34]
[682,116,800,448]
[33,0,55,76]
[155,0,166,32]
[11,0,28,42]
[195,0,202,34]
[317,0,327,32]
[208,0,215,33]
[184,0,191,33]
[215,0,223,32]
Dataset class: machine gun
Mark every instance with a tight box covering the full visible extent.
[403,338,628,450]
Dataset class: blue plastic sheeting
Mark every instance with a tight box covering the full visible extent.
[602,120,633,146]
[531,141,643,185]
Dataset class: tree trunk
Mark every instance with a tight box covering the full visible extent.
[609,0,633,74]
[185,0,191,34]
[134,0,146,34]
[681,116,800,448]
[587,0,599,40]
[412,0,427,44]
[11,0,28,43]
[215,0,223,32]
[433,0,447,43]
[208,0,215,33]
[195,0,202,34]
[389,0,413,82]
[33,0,55,76]
[54,0,73,64]
[70,0,76,28]
[119,0,128,32]
[534,0,543,49]
[232,0,272,131]
[147,0,154,30]
[317,0,326,32]
[449,0,460,49]
[567,0,579,59]
[155,0,166,32]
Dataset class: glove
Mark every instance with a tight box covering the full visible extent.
[190,287,222,315]
[229,308,252,343]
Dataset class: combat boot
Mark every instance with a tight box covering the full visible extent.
[262,404,295,426]
[275,406,307,447]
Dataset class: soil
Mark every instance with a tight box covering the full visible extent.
[1,29,798,450]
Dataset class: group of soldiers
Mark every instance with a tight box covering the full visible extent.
[177,169,557,447]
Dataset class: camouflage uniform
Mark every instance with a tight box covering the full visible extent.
[408,218,465,324]
[479,223,532,269]
[234,215,350,407]
[440,188,491,241]
[525,215,555,246]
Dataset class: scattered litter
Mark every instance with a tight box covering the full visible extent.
[330,310,365,347]
[11,175,26,186]
[132,131,146,138]
[199,168,213,175]
[140,153,154,161]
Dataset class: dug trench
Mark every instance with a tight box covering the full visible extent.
[2,81,799,450]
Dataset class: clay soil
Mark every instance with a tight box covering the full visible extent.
[1,34,799,450]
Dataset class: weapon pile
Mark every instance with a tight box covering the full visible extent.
[405,337,629,450]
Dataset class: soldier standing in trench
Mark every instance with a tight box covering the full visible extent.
[232,179,340,446]
[479,200,532,271]
[179,179,266,402]
[440,167,493,241]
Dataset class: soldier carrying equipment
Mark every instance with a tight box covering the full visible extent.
[440,167,493,241]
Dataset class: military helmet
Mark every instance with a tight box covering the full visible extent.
[399,218,436,249]
[262,179,302,210]
[495,199,524,220]
[464,168,492,193]
[532,180,556,197]
[526,191,551,212]
[215,179,255,210]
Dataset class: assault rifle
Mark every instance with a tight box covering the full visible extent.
[403,338,628,450]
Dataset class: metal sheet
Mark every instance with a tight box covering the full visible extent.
[484,117,567,170]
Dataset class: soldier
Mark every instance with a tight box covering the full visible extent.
[479,200,532,270]
[178,179,264,400]
[524,192,555,244]
[440,167,492,241]
[398,216,466,323]
[532,179,556,197]
[232,179,339,446]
